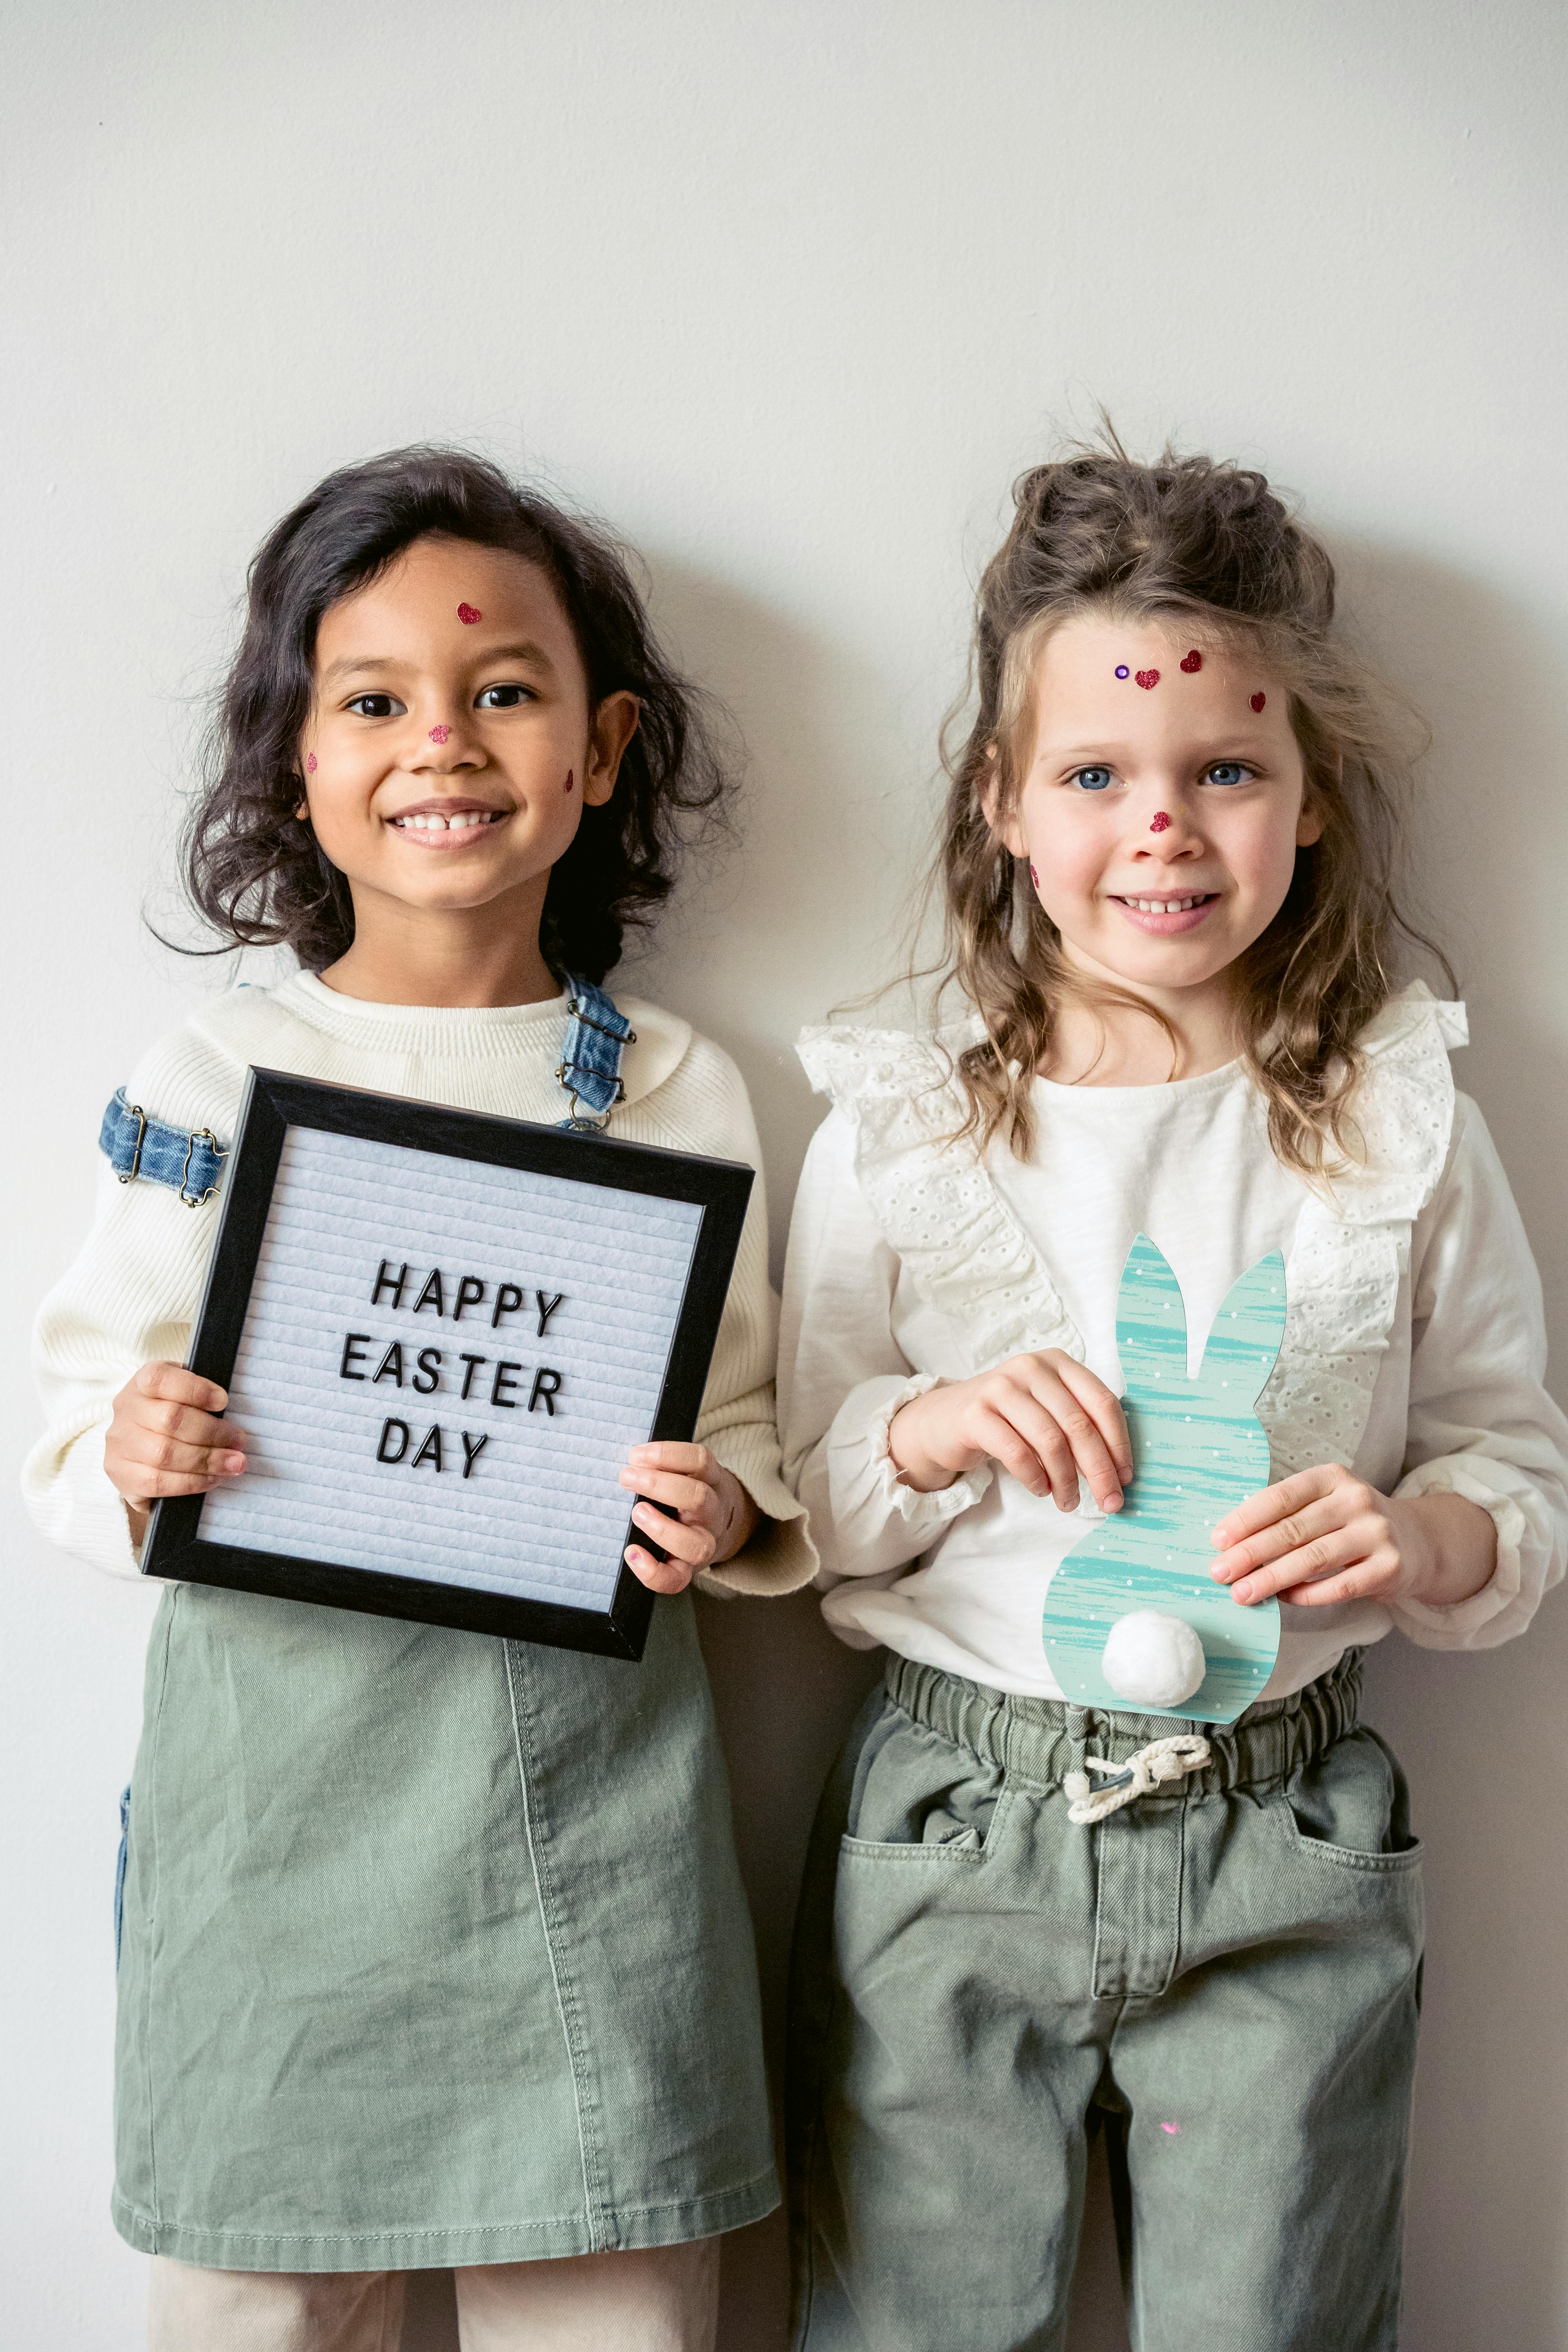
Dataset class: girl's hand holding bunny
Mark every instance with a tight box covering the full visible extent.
[888,1350,1133,1515]
[1210,1465,1496,1611]
[620,1442,759,1592]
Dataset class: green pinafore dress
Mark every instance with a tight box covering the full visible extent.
[109,987,776,2271]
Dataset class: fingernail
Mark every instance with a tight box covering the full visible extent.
[223,1454,246,1474]
[1102,1493,1122,1513]
[1209,1563,1228,1580]
[628,1445,655,1460]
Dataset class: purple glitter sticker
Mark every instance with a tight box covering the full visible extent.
[1115,666,1130,679]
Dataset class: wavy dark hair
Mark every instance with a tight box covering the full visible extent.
[934,434,1451,1173]
[181,445,732,978]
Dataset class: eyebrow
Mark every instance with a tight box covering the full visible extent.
[319,640,558,686]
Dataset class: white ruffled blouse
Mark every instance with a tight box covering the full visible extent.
[777,984,1568,1702]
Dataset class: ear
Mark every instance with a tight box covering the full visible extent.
[1196,1249,1287,1406]
[583,691,641,807]
[978,743,1027,856]
[1296,795,1324,848]
[1115,1234,1189,1397]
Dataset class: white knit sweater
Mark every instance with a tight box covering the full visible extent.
[24,971,816,1599]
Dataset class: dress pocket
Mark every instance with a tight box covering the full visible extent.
[114,1785,130,1970]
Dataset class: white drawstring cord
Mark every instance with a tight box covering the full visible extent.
[1063,1735,1213,1826]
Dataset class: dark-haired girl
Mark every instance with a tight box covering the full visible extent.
[778,444,1568,2349]
[25,449,813,2350]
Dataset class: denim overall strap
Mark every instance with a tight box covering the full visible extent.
[99,1089,229,1205]
[555,975,637,1130]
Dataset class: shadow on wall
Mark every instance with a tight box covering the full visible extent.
[398,542,1567,2352]
[1329,541,1568,2351]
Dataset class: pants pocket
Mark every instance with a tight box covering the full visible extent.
[1282,1725,1422,1872]
[114,1786,130,1971]
[840,1706,1009,1859]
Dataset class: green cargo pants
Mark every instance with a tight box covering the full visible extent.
[788,1651,1422,2352]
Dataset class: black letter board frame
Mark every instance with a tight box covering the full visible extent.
[142,1067,754,1659]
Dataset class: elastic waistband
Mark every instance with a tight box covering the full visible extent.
[884,1650,1365,1797]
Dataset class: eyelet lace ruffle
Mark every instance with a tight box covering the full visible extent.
[798,985,1466,1484]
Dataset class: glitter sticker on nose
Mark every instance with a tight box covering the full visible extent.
[1149,812,1172,834]
[429,725,452,744]
[456,604,482,625]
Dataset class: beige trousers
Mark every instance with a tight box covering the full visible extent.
[147,2239,720,2352]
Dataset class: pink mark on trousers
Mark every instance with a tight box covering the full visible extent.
[429,725,452,744]
[1160,2122,1182,2136]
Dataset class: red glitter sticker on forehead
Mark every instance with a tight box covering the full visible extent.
[1250,692,1267,712]
[456,603,482,625]
[306,753,317,773]
[1135,669,1160,690]
[1180,650,1202,672]
[1149,812,1172,833]
[428,724,451,744]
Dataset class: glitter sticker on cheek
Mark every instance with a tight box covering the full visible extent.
[1029,862,1039,887]
[564,769,575,794]
[1115,666,1130,680]
[1250,692,1267,712]
[428,724,452,744]
[1180,650,1202,673]
[1149,812,1172,834]
[456,603,482,625]
[306,753,317,773]
[1135,669,1160,691]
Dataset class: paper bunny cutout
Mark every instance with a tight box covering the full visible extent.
[1042,1234,1288,1724]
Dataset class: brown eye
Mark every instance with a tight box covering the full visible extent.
[475,683,535,710]
[345,693,401,719]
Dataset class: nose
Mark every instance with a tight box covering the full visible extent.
[1132,794,1200,852]
[415,714,481,767]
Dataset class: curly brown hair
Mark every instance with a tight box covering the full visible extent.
[180,445,732,979]
[935,436,1450,1172]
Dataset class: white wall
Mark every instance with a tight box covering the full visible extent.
[5,4,1566,2345]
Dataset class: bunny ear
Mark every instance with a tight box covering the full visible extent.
[1197,1248,1287,1407]
[1115,1234,1189,1398]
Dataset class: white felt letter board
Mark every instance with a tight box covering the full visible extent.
[143,1069,753,1658]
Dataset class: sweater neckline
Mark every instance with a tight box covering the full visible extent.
[279,969,570,1041]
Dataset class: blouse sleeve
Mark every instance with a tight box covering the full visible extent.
[777,1106,994,1590]
[1387,1094,1568,1648]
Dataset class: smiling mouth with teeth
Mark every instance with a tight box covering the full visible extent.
[1115,893,1218,913]
[390,809,508,833]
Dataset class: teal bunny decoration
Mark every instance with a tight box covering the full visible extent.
[1042,1234,1288,1725]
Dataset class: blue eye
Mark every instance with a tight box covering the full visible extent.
[1204,762,1252,788]
[1071,766,1114,792]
